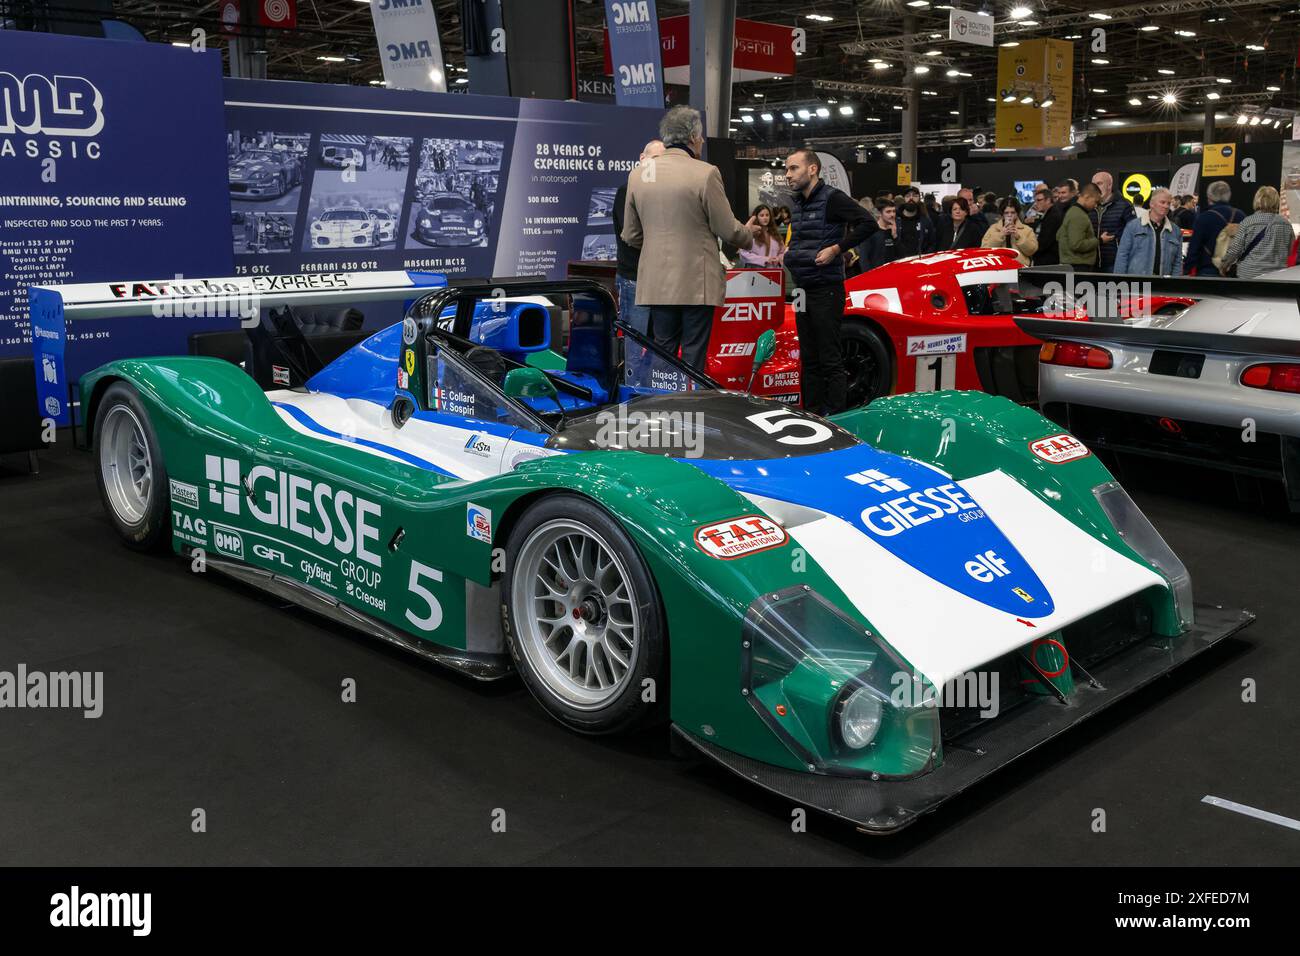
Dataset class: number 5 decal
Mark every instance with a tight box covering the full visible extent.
[405,560,444,631]
[746,408,833,446]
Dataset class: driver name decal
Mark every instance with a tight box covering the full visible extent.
[694,515,788,560]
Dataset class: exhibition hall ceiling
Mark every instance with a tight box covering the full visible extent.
[110,1,1300,145]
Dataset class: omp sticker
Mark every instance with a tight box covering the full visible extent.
[907,333,967,356]
[466,503,492,542]
[694,515,788,560]
[1029,433,1091,464]
[169,479,199,510]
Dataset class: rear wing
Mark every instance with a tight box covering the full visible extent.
[29,269,449,426]
[1014,268,1300,359]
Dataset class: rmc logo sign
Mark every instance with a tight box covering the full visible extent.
[0,73,104,137]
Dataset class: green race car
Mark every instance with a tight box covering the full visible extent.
[42,270,1251,833]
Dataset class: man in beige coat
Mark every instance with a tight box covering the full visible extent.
[621,105,761,372]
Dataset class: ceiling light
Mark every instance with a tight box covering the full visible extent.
[1246,44,1265,52]
[839,105,854,115]
[741,114,754,123]
[1206,92,1220,100]
[782,112,793,119]
[453,77,468,85]
[815,107,830,118]
[1010,5,1032,19]
[317,55,346,63]
[1002,93,1018,102]
[873,61,891,70]
[886,150,898,158]
[1091,87,1107,93]
[1021,20,1039,26]
[1040,97,1054,108]
[1267,85,1282,92]
[1092,58,1110,65]
[1249,115,1261,125]
[1174,30,1196,37]
[1140,24,1159,32]
[866,116,881,122]
[805,13,834,21]
[1162,92,1177,104]
[1158,69,1175,75]
[905,1,930,7]
[1001,41,1020,47]
[1088,12,1112,20]
[1237,114,1249,124]
[753,93,764,98]
[923,90,938,96]
[1274,119,1282,128]
[925,49,942,56]
[797,109,811,119]
[1020,94,1034,104]
[914,65,931,74]
[738,106,753,111]
[1064,34,1082,40]
[946,69,960,77]
[369,79,386,86]
[760,112,773,121]
[1217,77,1232,84]
[1128,97,1142,106]
[171,41,189,47]
[949,109,960,115]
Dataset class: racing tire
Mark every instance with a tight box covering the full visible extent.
[93,381,170,551]
[842,322,893,407]
[502,494,666,735]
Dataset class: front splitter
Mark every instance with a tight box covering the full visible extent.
[674,603,1254,834]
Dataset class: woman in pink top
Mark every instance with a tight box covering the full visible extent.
[739,204,785,268]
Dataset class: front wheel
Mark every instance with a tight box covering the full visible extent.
[842,322,893,408]
[502,494,666,735]
[93,381,170,550]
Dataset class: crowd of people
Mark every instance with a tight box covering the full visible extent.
[617,105,1298,420]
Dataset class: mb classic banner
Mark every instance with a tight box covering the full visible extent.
[224,77,661,284]
[603,0,664,108]
[0,31,234,420]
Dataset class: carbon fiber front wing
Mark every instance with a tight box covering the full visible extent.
[673,603,1254,834]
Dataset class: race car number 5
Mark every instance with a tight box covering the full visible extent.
[746,408,832,446]
[405,560,444,632]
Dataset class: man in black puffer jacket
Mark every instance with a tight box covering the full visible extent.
[1090,171,1136,272]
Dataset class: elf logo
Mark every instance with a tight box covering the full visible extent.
[965,549,1009,582]
[846,468,909,493]
[0,73,104,137]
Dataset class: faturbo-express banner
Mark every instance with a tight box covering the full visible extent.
[0,31,234,402]
[223,78,662,285]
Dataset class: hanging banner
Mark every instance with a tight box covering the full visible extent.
[371,0,449,92]
[949,9,994,48]
[603,0,664,108]
[995,38,1073,151]
[0,32,234,422]
[603,16,796,84]
[254,0,297,29]
[1202,144,1236,177]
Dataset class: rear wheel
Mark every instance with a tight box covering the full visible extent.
[94,382,170,550]
[502,494,666,734]
[842,322,893,408]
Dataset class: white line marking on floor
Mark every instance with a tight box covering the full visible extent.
[1202,795,1300,832]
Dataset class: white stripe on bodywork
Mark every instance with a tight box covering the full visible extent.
[788,469,1165,688]
[268,390,513,481]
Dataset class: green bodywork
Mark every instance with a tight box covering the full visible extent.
[80,359,1180,778]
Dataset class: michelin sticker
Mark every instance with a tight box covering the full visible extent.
[694,515,788,560]
[467,502,493,542]
[1029,434,1091,464]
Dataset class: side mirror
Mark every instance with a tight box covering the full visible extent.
[503,366,559,401]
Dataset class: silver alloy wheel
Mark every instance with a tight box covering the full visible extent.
[512,518,640,710]
[100,404,153,525]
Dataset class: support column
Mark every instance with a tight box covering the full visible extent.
[1203,104,1216,147]
[689,0,736,138]
[901,14,918,169]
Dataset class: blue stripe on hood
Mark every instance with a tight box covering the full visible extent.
[687,444,1055,618]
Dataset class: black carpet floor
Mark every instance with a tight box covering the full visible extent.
[1,440,1297,865]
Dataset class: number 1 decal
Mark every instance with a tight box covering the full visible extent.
[914,354,956,392]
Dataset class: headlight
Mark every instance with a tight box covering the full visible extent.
[1093,480,1194,628]
[311,222,323,231]
[420,217,432,227]
[836,686,883,749]
[474,218,484,229]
